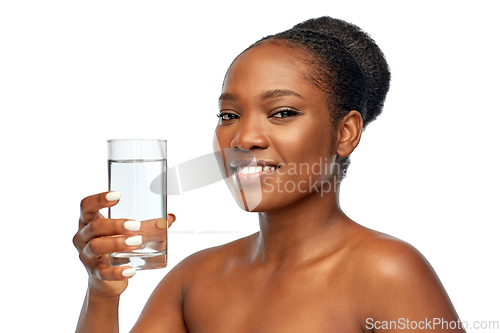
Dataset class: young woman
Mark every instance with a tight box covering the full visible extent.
[74,17,465,332]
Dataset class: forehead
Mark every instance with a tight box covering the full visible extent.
[222,41,319,97]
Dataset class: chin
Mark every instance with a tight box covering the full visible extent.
[223,177,264,211]
[226,180,304,213]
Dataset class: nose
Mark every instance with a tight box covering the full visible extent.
[230,115,270,151]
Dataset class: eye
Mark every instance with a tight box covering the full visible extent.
[216,112,239,121]
[270,109,301,118]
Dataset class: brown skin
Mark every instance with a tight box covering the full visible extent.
[75,42,464,332]
[73,191,177,332]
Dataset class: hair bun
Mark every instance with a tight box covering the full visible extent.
[293,17,391,126]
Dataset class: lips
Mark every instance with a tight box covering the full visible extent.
[230,158,280,169]
[229,158,281,185]
[236,165,276,174]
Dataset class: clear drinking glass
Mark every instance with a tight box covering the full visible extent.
[107,139,167,270]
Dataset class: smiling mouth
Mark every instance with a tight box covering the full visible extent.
[235,165,277,174]
[229,160,281,184]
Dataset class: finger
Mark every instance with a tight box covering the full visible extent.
[79,218,140,244]
[133,218,167,244]
[74,216,132,252]
[135,214,175,236]
[82,235,143,259]
[76,216,170,252]
[167,213,176,228]
[121,215,174,244]
[80,191,121,225]
[95,263,136,281]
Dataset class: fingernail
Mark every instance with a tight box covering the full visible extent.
[106,191,121,201]
[124,220,141,231]
[122,268,136,277]
[156,218,167,229]
[125,235,142,246]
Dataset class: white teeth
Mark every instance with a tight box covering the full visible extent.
[236,166,276,174]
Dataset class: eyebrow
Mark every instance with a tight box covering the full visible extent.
[260,89,304,101]
[218,92,238,101]
[218,89,304,102]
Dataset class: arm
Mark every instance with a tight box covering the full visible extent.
[130,261,189,333]
[73,191,177,333]
[77,263,189,333]
[131,243,229,332]
[76,289,120,333]
[361,238,465,332]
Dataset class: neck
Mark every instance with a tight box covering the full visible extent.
[251,183,349,269]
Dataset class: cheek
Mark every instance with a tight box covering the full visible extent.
[277,118,333,164]
[213,128,230,179]
[213,130,221,152]
[214,125,237,150]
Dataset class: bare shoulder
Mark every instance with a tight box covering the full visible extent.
[351,225,434,281]
[346,224,442,294]
[152,232,255,299]
[345,223,463,331]
[170,232,254,278]
[130,234,253,332]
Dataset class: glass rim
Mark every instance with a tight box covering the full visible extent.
[107,139,167,143]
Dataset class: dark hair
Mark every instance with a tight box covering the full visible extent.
[250,17,391,178]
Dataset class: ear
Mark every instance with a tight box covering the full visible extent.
[336,110,363,157]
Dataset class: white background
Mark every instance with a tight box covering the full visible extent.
[1,1,499,332]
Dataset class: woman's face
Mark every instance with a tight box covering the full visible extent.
[213,41,339,212]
